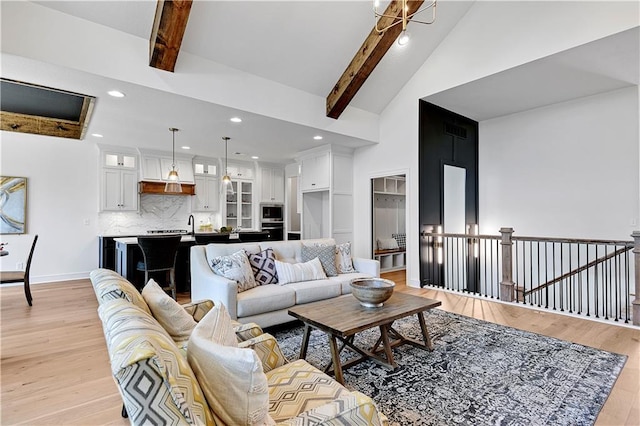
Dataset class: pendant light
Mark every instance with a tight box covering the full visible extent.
[165,128,182,193]
[221,136,234,195]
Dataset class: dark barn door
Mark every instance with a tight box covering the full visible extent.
[418,101,479,291]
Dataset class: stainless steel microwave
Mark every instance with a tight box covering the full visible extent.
[261,204,283,222]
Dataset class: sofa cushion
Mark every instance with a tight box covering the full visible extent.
[266,359,349,423]
[263,240,303,264]
[142,279,197,341]
[90,268,151,315]
[98,299,213,425]
[275,258,327,285]
[336,242,356,274]
[301,244,338,277]
[237,284,296,318]
[210,249,258,293]
[285,279,342,304]
[247,248,279,285]
[330,272,375,295]
[188,305,274,426]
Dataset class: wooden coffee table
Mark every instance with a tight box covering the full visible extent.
[288,292,442,384]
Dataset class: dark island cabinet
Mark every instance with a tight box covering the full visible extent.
[99,235,135,271]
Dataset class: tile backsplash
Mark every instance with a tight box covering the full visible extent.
[98,194,221,235]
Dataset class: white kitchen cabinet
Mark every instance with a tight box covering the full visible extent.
[193,158,218,176]
[297,146,353,242]
[99,147,138,212]
[192,175,220,212]
[261,167,285,203]
[226,162,254,180]
[225,180,253,229]
[102,168,138,211]
[103,152,136,169]
[300,151,330,192]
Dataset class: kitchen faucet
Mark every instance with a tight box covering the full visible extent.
[188,214,195,236]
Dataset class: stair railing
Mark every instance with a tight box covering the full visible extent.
[420,228,637,325]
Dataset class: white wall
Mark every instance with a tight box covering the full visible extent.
[479,87,639,241]
[0,133,100,282]
[352,1,639,286]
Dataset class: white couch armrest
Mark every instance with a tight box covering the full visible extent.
[352,257,380,278]
[190,245,240,319]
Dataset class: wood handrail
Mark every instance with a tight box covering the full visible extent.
[523,245,632,296]
[422,232,633,246]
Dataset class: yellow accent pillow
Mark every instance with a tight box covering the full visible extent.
[142,279,196,341]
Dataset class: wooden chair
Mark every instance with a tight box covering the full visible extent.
[1,234,38,306]
[136,235,181,300]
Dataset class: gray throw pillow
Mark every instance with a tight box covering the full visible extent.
[301,244,338,277]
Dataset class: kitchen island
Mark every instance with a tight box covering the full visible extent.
[111,231,271,291]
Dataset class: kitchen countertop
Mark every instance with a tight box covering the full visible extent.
[112,233,261,245]
[113,235,197,244]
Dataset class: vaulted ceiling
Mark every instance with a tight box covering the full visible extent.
[4,1,638,164]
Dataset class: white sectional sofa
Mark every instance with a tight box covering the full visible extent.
[191,238,380,328]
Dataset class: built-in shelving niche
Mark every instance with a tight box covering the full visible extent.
[372,175,406,272]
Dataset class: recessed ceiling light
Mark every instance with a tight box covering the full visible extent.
[181,146,191,150]
[313,135,323,140]
[107,90,125,98]
[251,156,259,159]
[91,133,103,138]
[230,117,242,123]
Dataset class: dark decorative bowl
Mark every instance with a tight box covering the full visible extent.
[350,278,395,308]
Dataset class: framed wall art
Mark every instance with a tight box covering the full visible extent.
[0,176,27,234]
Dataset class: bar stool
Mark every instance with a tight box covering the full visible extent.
[136,235,181,299]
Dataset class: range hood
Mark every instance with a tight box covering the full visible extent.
[139,181,195,195]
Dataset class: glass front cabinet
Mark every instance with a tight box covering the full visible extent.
[225,180,253,230]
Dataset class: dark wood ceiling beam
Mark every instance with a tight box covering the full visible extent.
[326,0,424,119]
[149,0,193,72]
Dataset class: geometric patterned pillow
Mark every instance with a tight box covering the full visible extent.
[210,250,258,293]
[266,359,349,422]
[98,299,214,425]
[335,242,356,274]
[246,248,279,285]
[301,244,337,277]
[392,233,406,249]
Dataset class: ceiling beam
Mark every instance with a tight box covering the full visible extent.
[326,0,424,119]
[149,0,193,72]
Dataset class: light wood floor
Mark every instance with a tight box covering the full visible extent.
[1,271,638,425]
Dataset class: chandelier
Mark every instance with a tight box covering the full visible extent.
[374,0,437,46]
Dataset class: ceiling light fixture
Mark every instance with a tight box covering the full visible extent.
[313,135,323,140]
[373,0,437,46]
[91,133,103,138]
[251,156,259,160]
[221,136,234,195]
[230,117,242,123]
[107,90,125,98]
[181,146,191,150]
[165,128,182,193]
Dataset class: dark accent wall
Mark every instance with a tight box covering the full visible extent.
[418,101,479,289]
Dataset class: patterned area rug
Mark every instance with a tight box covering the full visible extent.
[270,309,626,426]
